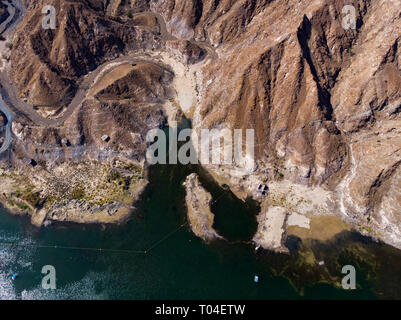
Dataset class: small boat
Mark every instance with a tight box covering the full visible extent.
[254,275,259,283]
[12,274,18,280]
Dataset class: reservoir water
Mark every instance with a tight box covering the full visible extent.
[1,159,401,299]
[0,123,400,299]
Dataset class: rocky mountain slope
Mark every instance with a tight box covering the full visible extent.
[1,0,400,249]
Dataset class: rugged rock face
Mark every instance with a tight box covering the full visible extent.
[10,0,161,108]
[1,0,401,249]
[149,0,401,249]
[154,0,401,249]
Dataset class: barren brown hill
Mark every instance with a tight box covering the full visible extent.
[10,0,161,108]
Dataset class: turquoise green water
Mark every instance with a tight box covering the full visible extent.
[0,122,400,299]
[1,159,400,300]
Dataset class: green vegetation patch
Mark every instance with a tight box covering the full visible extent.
[22,191,41,208]
[70,187,86,200]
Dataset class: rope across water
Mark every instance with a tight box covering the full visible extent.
[0,222,188,255]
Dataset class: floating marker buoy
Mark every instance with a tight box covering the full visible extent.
[254,275,259,283]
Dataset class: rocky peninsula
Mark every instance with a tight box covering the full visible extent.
[183,173,222,241]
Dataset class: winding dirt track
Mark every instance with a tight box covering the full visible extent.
[0,1,217,153]
[0,0,15,34]
[0,0,22,153]
[0,96,13,153]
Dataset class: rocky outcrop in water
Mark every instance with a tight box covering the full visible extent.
[183,173,222,241]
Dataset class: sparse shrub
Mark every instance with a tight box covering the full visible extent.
[17,204,29,210]
[109,170,122,181]
[70,187,85,200]
[22,191,41,208]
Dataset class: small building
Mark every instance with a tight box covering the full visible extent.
[256,183,268,196]
[101,135,110,142]
[61,138,70,146]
